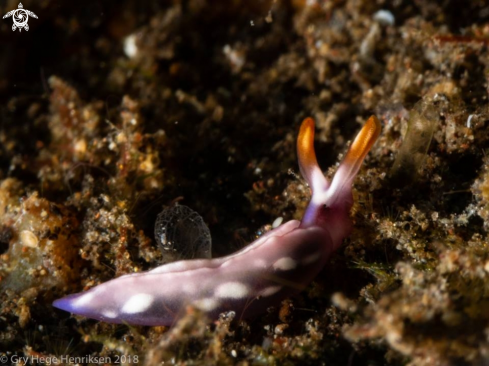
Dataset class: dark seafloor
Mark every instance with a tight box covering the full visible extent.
[0,0,489,365]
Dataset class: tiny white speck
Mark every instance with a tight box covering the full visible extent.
[259,286,281,297]
[194,297,220,312]
[123,34,138,58]
[121,293,154,314]
[250,20,254,26]
[215,282,249,299]
[467,114,474,128]
[73,293,94,308]
[272,217,283,229]
[273,257,297,271]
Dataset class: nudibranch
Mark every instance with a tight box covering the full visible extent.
[53,116,381,326]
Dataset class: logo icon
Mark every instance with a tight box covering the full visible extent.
[3,3,38,32]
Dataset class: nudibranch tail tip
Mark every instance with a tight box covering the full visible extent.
[53,294,78,313]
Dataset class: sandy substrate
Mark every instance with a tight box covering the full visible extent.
[0,1,488,365]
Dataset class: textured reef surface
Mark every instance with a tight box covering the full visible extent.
[0,1,488,365]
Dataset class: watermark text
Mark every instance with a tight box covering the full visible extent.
[1,354,139,364]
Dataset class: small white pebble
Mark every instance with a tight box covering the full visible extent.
[373,10,395,26]
[74,139,87,156]
[274,323,289,335]
[123,34,138,58]
[272,217,283,228]
[250,20,254,26]
[19,230,38,248]
[223,44,246,71]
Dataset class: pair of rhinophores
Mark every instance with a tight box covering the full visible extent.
[53,116,381,326]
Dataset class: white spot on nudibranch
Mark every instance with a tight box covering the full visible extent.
[259,286,282,297]
[215,282,249,299]
[73,293,94,308]
[273,257,297,271]
[301,252,321,265]
[253,258,267,268]
[121,293,154,314]
[101,309,118,319]
[194,298,220,312]
[182,282,197,293]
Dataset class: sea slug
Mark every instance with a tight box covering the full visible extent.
[53,116,381,326]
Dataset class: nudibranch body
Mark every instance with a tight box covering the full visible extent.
[53,116,381,326]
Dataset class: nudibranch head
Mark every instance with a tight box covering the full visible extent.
[299,116,381,245]
[53,115,381,326]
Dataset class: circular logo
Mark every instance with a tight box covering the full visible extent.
[12,9,29,28]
